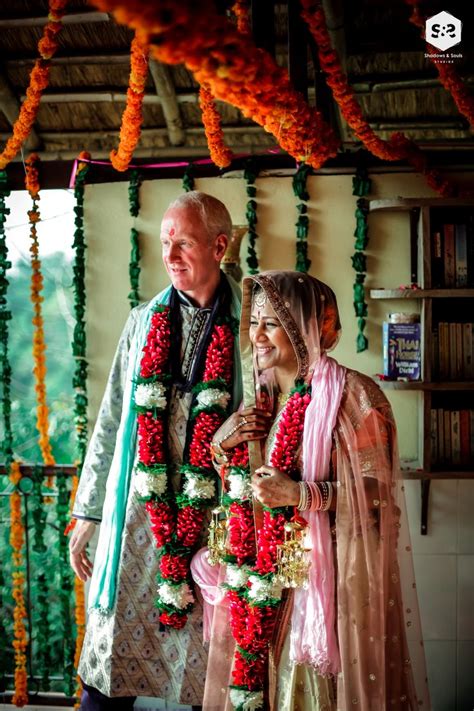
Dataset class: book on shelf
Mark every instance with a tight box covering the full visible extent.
[463,323,473,379]
[448,322,457,380]
[455,223,468,287]
[431,408,474,468]
[431,230,443,288]
[467,214,474,287]
[443,223,456,288]
[451,410,461,466]
[438,322,449,380]
[382,321,421,380]
[434,321,474,381]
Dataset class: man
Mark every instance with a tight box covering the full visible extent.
[69,191,242,710]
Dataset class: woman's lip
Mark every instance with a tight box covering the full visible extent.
[256,347,273,354]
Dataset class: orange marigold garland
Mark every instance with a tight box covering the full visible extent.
[110,29,150,172]
[90,0,340,168]
[9,461,29,707]
[25,155,56,486]
[300,1,458,197]
[0,0,68,170]
[199,84,233,168]
[405,0,474,127]
[232,0,251,35]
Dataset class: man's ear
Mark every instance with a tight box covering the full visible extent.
[215,233,228,261]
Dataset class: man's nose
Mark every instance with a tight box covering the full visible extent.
[168,243,180,260]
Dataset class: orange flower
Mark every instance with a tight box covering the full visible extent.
[405,0,474,127]
[199,84,233,168]
[0,0,68,170]
[300,1,458,197]
[110,29,150,171]
[25,155,56,477]
[90,0,340,168]
[9,462,29,707]
[232,0,251,35]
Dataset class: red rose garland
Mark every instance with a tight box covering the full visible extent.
[135,304,235,629]
[222,384,311,709]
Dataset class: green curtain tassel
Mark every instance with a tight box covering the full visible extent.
[293,163,312,273]
[0,169,13,469]
[182,163,195,192]
[128,170,142,309]
[72,162,90,473]
[351,165,371,352]
[244,157,260,274]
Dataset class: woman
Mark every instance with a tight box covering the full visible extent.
[192,271,429,711]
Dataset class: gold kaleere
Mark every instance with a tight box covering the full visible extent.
[207,505,228,566]
[275,519,311,589]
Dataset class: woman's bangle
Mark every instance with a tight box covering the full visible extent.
[297,482,309,511]
[210,440,229,464]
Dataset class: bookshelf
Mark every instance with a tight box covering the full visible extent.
[369,197,474,533]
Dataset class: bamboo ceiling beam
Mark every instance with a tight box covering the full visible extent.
[34,126,269,141]
[8,54,132,67]
[148,59,186,146]
[0,72,41,150]
[0,12,110,28]
[21,91,198,104]
[320,0,351,144]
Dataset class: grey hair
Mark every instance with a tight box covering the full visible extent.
[167,190,232,241]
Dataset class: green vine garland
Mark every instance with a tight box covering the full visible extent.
[244,157,259,274]
[351,165,371,353]
[128,170,142,309]
[56,473,75,695]
[0,170,13,469]
[293,163,312,273]
[182,163,195,192]
[72,161,89,472]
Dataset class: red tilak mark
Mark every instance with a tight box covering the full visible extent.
[169,227,175,236]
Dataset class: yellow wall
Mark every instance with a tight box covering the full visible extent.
[83,170,468,463]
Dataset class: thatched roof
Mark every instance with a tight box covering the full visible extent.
[0,0,473,181]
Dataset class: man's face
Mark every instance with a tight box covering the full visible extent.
[160,205,227,299]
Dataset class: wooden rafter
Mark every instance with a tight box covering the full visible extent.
[0,12,109,28]
[149,59,186,146]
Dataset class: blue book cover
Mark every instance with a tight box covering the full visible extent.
[383,322,421,380]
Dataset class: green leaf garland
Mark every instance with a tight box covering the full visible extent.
[72,160,89,472]
[293,163,312,273]
[31,469,51,691]
[128,170,142,309]
[244,157,259,274]
[182,163,195,192]
[351,165,371,353]
[0,170,13,469]
[56,473,75,695]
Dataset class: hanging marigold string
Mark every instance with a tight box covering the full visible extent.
[91,0,340,168]
[293,163,312,273]
[232,0,251,35]
[351,164,371,353]
[300,1,459,198]
[9,461,29,707]
[405,0,474,127]
[110,29,150,172]
[25,155,56,482]
[128,170,142,308]
[0,170,13,469]
[182,163,195,192]
[199,85,233,168]
[0,0,68,170]
[244,157,259,274]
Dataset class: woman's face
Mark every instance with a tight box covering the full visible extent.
[249,297,297,373]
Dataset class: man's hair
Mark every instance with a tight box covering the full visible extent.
[167,191,232,242]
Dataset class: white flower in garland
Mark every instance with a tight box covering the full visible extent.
[227,471,252,501]
[225,563,252,589]
[134,468,167,497]
[247,575,282,603]
[158,581,194,610]
[182,472,216,500]
[229,688,264,711]
[196,388,231,410]
[135,382,167,409]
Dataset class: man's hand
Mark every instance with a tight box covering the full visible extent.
[69,519,97,581]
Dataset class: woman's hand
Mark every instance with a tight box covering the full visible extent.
[251,465,300,508]
[215,407,272,451]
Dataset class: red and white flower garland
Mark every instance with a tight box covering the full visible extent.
[221,383,311,710]
[135,303,235,629]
